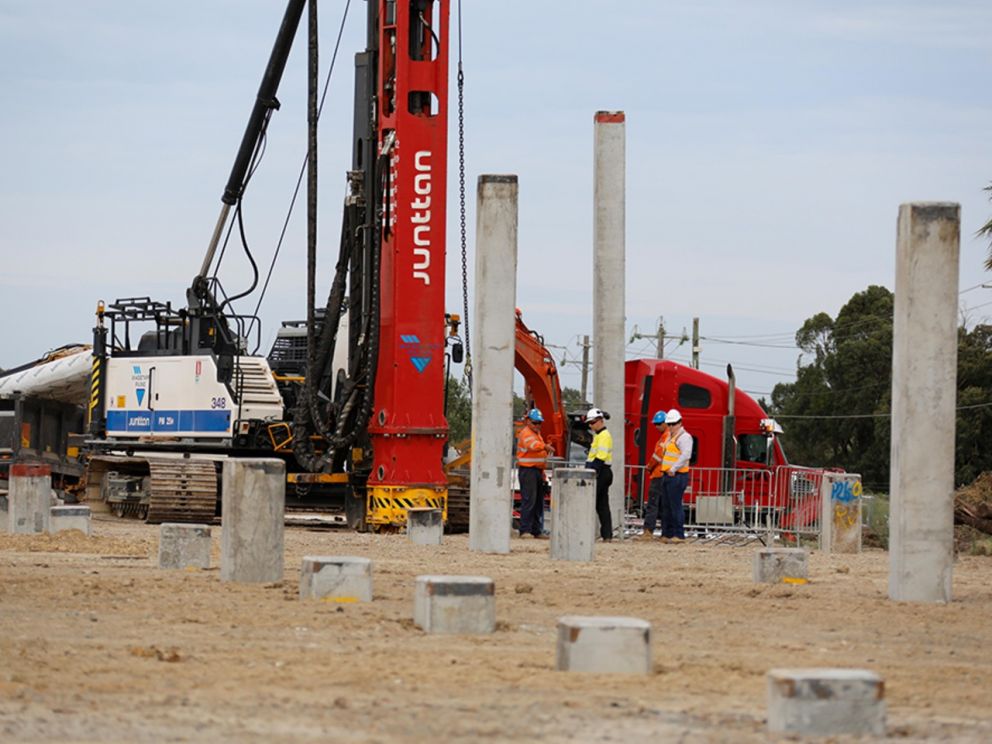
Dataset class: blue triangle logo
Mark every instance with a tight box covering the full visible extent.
[136,388,145,406]
[410,357,431,373]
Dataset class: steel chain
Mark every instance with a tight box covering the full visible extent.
[457,2,471,393]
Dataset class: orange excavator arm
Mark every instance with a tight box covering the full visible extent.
[514,309,566,457]
[444,310,568,481]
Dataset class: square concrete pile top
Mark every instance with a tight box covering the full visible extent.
[558,615,651,632]
[767,668,885,736]
[556,616,652,675]
[303,556,372,569]
[416,575,494,595]
[768,668,883,699]
[51,505,91,516]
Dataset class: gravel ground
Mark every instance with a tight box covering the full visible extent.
[1,518,991,742]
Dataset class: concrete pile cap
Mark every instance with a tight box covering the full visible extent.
[300,556,373,602]
[558,615,650,632]
[416,575,494,595]
[301,556,371,571]
[556,616,652,675]
[767,668,886,736]
[768,668,884,699]
[161,523,211,537]
[51,506,91,516]
[10,463,52,477]
[553,468,596,481]
[407,508,442,523]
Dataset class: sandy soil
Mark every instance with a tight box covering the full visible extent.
[1,518,991,743]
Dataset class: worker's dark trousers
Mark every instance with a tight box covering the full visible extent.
[642,477,665,534]
[518,466,543,536]
[593,464,614,540]
[660,472,689,539]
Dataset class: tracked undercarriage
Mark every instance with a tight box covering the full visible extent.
[87,455,219,524]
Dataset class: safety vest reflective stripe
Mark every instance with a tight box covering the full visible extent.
[649,433,669,479]
[587,429,613,465]
[662,435,690,473]
[516,426,547,469]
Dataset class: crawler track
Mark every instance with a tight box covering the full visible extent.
[145,459,218,524]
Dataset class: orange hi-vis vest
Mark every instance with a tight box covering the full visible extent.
[648,431,670,480]
[516,424,548,469]
[662,431,690,474]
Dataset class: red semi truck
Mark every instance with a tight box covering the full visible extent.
[624,359,831,534]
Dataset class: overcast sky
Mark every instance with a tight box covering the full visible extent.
[2,0,991,402]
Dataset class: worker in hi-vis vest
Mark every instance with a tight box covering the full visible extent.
[584,407,614,541]
[638,410,670,540]
[516,408,552,539]
[660,408,693,543]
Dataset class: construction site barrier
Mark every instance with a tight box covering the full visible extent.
[517,460,844,545]
[617,464,831,544]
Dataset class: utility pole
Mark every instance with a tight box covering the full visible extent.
[692,317,700,369]
[579,335,590,404]
[629,317,665,359]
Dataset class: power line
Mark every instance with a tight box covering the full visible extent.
[741,379,890,398]
[960,282,990,295]
[775,401,992,420]
[701,336,798,349]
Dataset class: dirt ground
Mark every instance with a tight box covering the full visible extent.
[2,518,991,743]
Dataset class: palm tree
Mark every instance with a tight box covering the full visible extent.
[980,183,992,271]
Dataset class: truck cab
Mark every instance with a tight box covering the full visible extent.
[624,359,792,524]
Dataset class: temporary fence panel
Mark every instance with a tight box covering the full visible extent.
[616,463,837,544]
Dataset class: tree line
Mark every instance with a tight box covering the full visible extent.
[762,285,992,491]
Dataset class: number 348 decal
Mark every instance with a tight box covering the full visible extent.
[211,397,227,410]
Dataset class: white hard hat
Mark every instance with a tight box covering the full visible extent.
[584,407,606,423]
[664,409,682,425]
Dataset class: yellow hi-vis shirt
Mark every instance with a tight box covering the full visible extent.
[586,428,613,466]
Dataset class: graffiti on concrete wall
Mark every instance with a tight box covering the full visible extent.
[830,477,862,552]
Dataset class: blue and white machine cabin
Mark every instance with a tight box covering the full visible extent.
[103,355,283,439]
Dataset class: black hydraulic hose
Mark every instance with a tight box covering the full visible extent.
[218,203,260,311]
[222,0,306,206]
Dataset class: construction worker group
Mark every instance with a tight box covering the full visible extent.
[515,404,692,542]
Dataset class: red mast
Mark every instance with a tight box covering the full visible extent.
[365,0,450,527]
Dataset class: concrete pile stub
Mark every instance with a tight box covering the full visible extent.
[551,468,596,561]
[767,668,886,736]
[407,507,443,545]
[753,547,808,584]
[7,463,52,534]
[414,575,495,634]
[820,472,864,553]
[299,556,373,602]
[556,616,651,675]
[158,523,212,569]
[221,458,285,583]
[50,505,91,536]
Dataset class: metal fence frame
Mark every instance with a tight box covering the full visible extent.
[613,463,834,545]
[539,459,846,545]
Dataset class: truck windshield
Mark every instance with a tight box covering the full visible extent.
[737,434,770,464]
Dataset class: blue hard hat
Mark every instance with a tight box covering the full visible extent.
[652,410,667,425]
[527,408,544,423]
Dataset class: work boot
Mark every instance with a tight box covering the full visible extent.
[670,537,685,544]
[659,536,671,544]
[519,533,534,540]
[636,531,654,541]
